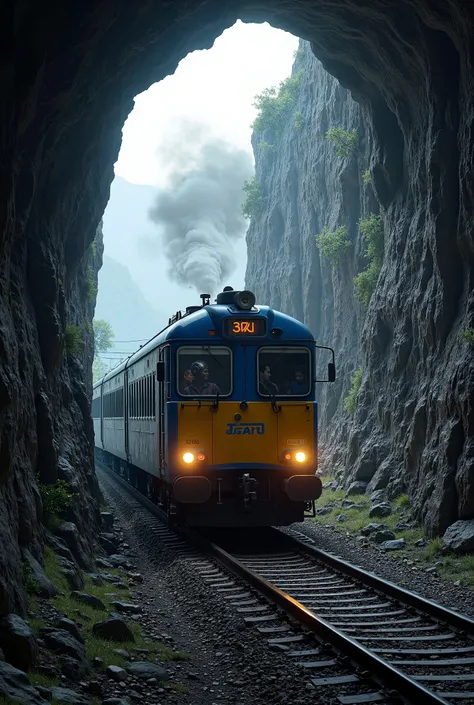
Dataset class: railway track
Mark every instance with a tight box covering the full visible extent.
[97,463,474,705]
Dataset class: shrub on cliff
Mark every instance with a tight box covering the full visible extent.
[459,328,474,346]
[354,213,385,306]
[242,178,266,220]
[344,368,362,414]
[252,71,304,140]
[38,477,76,518]
[64,325,82,356]
[326,126,359,157]
[315,225,351,264]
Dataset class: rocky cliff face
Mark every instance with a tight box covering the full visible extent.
[0,219,103,616]
[246,40,474,536]
[4,0,474,615]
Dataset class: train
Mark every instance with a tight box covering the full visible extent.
[92,287,336,527]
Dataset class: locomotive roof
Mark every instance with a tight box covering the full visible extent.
[94,302,314,389]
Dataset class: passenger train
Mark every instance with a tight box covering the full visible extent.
[92,287,336,527]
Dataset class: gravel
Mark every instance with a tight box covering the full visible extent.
[289,520,474,619]
[98,469,335,705]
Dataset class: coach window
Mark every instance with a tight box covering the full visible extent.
[177,346,232,397]
[257,347,311,397]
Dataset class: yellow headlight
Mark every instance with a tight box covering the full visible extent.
[295,451,306,463]
[183,452,195,464]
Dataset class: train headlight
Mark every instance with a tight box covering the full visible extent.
[295,451,306,463]
[284,452,292,461]
[183,452,195,464]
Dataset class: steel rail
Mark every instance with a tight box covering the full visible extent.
[277,529,474,636]
[97,464,452,705]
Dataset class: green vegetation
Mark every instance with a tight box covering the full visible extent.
[93,319,114,354]
[362,169,371,185]
[258,140,276,154]
[37,476,76,530]
[325,126,359,158]
[85,267,98,301]
[252,70,304,140]
[459,328,474,346]
[315,225,351,265]
[314,481,474,587]
[93,319,114,383]
[343,367,362,414]
[353,213,385,307]
[242,177,267,220]
[27,547,189,675]
[293,111,304,131]
[38,477,75,517]
[64,324,82,356]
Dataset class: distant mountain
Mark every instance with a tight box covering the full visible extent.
[95,254,168,360]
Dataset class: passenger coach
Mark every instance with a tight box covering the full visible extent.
[92,287,336,527]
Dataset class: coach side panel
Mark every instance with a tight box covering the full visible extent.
[127,352,159,476]
[102,373,127,461]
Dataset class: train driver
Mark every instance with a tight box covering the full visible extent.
[259,365,279,396]
[183,361,220,396]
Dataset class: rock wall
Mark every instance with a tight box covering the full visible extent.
[246,40,474,536]
[3,0,474,612]
[0,220,103,616]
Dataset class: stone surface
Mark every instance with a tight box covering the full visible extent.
[368,502,392,518]
[56,523,95,572]
[442,519,474,554]
[106,665,128,682]
[40,628,86,661]
[70,591,106,610]
[48,686,92,704]
[92,616,134,643]
[125,661,168,681]
[372,530,396,544]
[101,513,115,531]
[360,523,386,536]
[380,539,406,551]
[0,660,49,704]
[0,614,38,671]
[55,618,84,644]
[21,548,57,598]
[346,481,368,496]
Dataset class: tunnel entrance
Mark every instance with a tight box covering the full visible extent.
[1,1,472,618]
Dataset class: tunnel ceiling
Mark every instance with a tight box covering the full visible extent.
[12,0,472,251]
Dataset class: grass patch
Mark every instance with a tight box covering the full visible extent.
[29,672,61,688]
[37,548,189,670]
[314,480,474,587]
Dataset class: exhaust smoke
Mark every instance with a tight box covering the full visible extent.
[146,120,253,296]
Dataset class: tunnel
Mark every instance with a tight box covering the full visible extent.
[1,0,473,615]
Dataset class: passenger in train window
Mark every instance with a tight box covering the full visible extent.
[183,361,220,395]
[259,365,279,396]
[289,369,309,395]
[180,368,194,393]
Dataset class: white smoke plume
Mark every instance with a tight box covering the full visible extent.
[146,120,254,296]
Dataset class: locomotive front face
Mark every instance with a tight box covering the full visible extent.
[169,330,322,527]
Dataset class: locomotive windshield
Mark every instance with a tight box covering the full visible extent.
[258,347,311,397]
[177,346,232,397]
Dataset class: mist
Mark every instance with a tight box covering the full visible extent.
[145,120,254,296]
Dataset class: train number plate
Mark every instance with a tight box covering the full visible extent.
[287,439,306,446]
[185,440,200,444]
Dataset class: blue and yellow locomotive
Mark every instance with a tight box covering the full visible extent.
[92,287,336,527]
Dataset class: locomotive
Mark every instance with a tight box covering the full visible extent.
[92,287,336,527]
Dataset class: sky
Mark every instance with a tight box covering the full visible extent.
[99,21,298,361]
[114,22,299,188]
